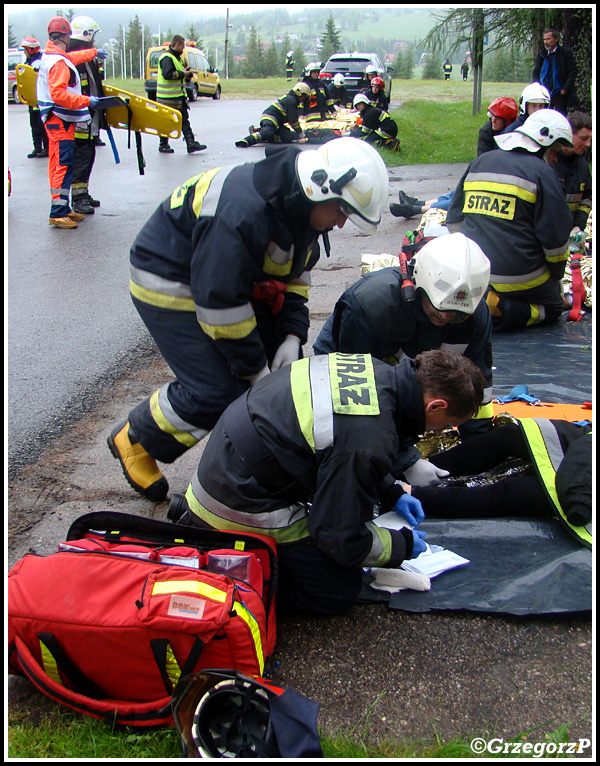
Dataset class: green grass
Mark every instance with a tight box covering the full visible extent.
[7,702,584,759]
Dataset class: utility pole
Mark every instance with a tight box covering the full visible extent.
[224,8,231,79]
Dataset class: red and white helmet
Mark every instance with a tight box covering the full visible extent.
[371,76,385,89]
[20,37,40,51]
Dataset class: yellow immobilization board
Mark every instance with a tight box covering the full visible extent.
[15,65,181,139]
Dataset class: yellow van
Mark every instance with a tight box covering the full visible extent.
[145,42,221,102]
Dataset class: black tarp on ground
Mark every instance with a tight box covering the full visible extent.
[359,312,593,616]
[491,313,592,403]
[359,517,592,615]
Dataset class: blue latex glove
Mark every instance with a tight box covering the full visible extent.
[409,530,427,559]
[95,48,108,60]
[393,494,425,528]
[88,96,100,109]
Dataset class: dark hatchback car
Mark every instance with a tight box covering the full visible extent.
[319,52,393,100]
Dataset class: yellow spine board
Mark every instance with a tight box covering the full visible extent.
[15,64,37,106]
[14,67,181,139]
[102,84,181,138]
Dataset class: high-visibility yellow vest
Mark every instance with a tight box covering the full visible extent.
[156,51,186,100]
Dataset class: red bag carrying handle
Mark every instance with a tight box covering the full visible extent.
[13,636,175,727]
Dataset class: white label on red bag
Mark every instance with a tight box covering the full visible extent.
[167,594,207,620]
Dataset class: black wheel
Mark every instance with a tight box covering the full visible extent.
[212,85,221,100]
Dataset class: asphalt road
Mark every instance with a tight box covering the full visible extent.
[7,97,276,473]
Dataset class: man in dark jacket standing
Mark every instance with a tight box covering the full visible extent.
[67,15,106,214]
[21,37,49,158]
[532,28,577,115]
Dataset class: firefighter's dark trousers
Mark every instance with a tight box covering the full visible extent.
[128,297,283,464]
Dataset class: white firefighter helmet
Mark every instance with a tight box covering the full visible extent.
[365,64,378,75]
[293,81,311,98]
[412,233,490,315]
[305,62,321,76]
[70,15,101,43]
[353,92,371,108]
[287,50,294,57]
[333,73,345,87]
[296,137,389,233]
[519,82,551,114]
[495,108,573,152]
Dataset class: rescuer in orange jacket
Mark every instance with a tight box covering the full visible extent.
[36,16,105,229]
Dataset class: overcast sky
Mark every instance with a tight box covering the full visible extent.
[6,3,442,16]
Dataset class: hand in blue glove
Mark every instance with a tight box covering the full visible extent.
[88,95,100,109]
[393,493,425,527]
[409,530,427,559]
[95,48,108,60]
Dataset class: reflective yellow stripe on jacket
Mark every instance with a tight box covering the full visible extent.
[519,418,592,547]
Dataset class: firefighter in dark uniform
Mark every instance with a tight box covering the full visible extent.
[285,50,294,81]
[300,63,335,122]
[476,97,518,156]
[108,137,390,503]
[550,111,592,233]
[21,37,49,158]
[351,93,399,151]
[314,233,494,477]
[327,73,351,108]
[363,76,389,111]
[235,82,309,147]
[171,350,485,614]
[67,16,106,214]
[156,35,205,154]
[446,109,573,331]
[412,418,592,549]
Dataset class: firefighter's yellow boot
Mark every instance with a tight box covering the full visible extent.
[108,421,169,501]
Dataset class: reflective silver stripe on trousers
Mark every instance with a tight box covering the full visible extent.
[533,418,564,472]
[130,265,193,298]
[159,383,209,441]
[195,302,255,326]
[309,355,334,450]
[190,472,309,529]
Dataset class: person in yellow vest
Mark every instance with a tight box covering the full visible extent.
[408,418,592,549]
[156,35,206,154]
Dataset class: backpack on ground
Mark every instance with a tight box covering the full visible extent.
[8,511,278,727]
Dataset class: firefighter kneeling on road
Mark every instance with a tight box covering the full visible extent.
[235,82,310,147]
[108,137,390,504]
[169,349,485,615]
[314,233,495,468]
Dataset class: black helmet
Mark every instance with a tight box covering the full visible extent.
[172,669,323,759]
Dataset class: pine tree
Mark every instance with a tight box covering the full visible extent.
[319,13,342,64]
[244,25,263,78]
